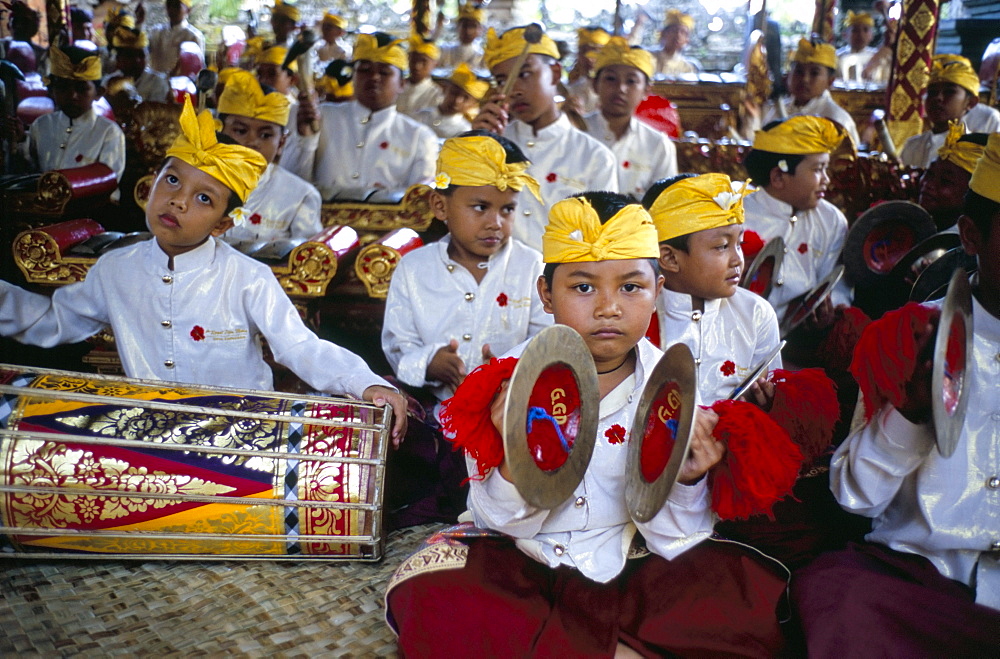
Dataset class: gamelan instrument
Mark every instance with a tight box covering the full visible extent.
[779,264,845,337]
[740,236,784,299]
[0,365,390,560]
[728,340,786,401]
[931,268,972,458]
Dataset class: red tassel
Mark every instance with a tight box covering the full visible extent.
[849,302,939,420]
[741,230,766,264]
[768,368,839,463]
[708,399,803,521]
[439,357,518,479]
[818,306,872,373]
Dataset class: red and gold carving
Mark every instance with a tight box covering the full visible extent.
[886,0,942,148]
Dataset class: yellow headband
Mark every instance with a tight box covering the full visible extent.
[49,47,102,81]
[935,121,983,174]
[217,66,239,85]
[435,135,541,200]
[353,33,407,70]
[969,133,1000,203]
[665,9,694,31]
[111,25,148,49]
[409,32,441,61]
[484,26,561,71]
[543,197,659,264]
[317,75,353,98]
[753,115,845,155]
[447,62,489,99]
[593,37,654,80]
[844,10,874,28]
[647,174,751,243]
[271,0,299,22]
[322,12,346,28]
[577,27,611,49]
[105,7,135,30]
[217,69,290,126]
[792,38,837,70]
[165,98,267,205]
[929,54,981,96]
[178,0,192,8]
[458,2,484,23]
[258,45,297,72]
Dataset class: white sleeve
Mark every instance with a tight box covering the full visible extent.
[289,183,324,240]
[289,115,321,184]
[660,135,679,178]
[467,457,550,539]
[635,478,715,559]
[102,123,127,182]
[407,124,438,186]
[380,263,447,388]
[0,268,110,346]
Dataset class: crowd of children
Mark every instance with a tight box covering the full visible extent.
[2,1,999,654]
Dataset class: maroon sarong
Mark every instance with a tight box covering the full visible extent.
[387,536,787,657]
[791,542,1000,657]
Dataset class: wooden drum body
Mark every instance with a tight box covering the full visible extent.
[0,365,389,560]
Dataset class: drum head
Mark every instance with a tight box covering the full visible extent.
[780,265,845,337]
[625,344,697,523]
[931,269,973,458]
[741,237,785,299]
[728,340,786,401]
[503,325,600,509]
[843,201,935,287]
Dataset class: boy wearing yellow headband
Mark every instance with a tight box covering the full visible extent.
[565,26,611,115]
[138,0,205,76]
[313,11,350,69]
[24,44,126,188]
[918,128,988,230]
[217,69,322,253]
[255,45,297,97]
[437,1,485,70]
[386,191,786,656]
[106,25,172,103]
[793,133,1000,655]
[835,11,879,83]
[655,9,700,77]
[1,98,407,444]
[413,63,488,138]
[473,25,618,250]
[396,33,443,117]
[583,37,678,199]
[293,32,437,197]
[642,173,781,404]
[269,0,300,49]
[742,116,852,324]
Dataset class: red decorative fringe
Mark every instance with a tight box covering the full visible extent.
[439,357,518,479]
[849,302,939,420]
[708,399,803,521]
[768,368,839,463]
[818,306,872,373]
[741,230,766,264]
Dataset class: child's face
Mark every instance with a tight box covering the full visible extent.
[959,210,1000,307]
[439,82,476,115]
[256,63,294,95]
[849,24,873,51]
[353,60,404,111]
[769,152,830,212]
[321,22,344,43]
[661,25,690,53]
[919,159,971,228]
[593,64,648,119]
[115,47,147,78]
[662,225,744,300]
[49,77,100,119]
[221,114,285,164]
[925,82,975,130]
[146,158,235,258]
[271,14,297,41]
[492,54,560,126]
[432,184,517,261]
[165,0,188,25]
[408,52,436,82]
[457,19,481,45]
[789,62,834,106]
[538,259,662,368]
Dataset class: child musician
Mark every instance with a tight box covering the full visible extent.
[412,63,488,139]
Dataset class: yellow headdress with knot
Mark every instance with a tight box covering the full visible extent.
[647,174,752,243]
[447,63,489,100]
[353,33,408,70]
[217,69,291,126]
[105,6,135,30]
[593,37,654,80]
[435,135,540,200]
[665,9,695,31]
[164,98,267,206]
[258,45,297,72]
[49,46,102,81]
[409,32,441,61]
[271,0,299,22]
[752,115,846,155]
[970,133,1000,203]
[484,26,561,71]
[458,2,484,24]
[844,10,874,28]
[928,54,981,96]
[543,197,659,264]
[936,121,984,174]
[577,27,611,49]
[322,12,346,28]
[792,38,837,70]
[110,25,148,49]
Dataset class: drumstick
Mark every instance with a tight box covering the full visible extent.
[497,23,544,100]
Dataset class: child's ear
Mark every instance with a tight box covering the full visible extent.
[211,215,235,237]
[536,275,554,314]
[429,190,449,222]
[548,60,563,88]
[659,244,681,273]
[275,130,289,158]
[768,166,786,190]
[957,214,981,256]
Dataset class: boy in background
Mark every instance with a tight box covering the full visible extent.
[413,63,489,138]
[107,25,171,103]
[396,33,443,117]
[437,2,485,70]
[139,0,205,76]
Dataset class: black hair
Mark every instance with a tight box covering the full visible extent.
[59,44,101,65]
[542,191,661,285]
[641,173,700,251]
[216,132,247,212]
[70,7,92,24]
[963,189,1000,241]
[371,32,396,48]
[323,59,353,85]
[437,130,529,196]
[958,132,990,147]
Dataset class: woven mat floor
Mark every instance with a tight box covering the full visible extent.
[0,524,439,656]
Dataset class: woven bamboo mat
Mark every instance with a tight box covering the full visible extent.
[0,525,438,656]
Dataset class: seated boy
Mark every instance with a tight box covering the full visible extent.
[216,69,323,253]
[654,9,701,77]
[107,25,172,103]
[395,33,443,118]
[472,25,618,250]
[413,63,488,138]
[900,55,994,168]
[437,2,485,70]
[139,0,205,76]
[0,98,406,445]
[643,173,780,404]
[294,32,438,197]
[742,115,852,325]
[565,26,611,115]
[23,44,126,186]
[386,192,787,656]
[835,11,879,84]
[791,133,1000,655]
[584,37,678,200]
[918,126,987,231]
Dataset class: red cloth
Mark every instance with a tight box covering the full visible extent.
[818,305,872,373]
[741,230,766,264]
[388,537,786,657]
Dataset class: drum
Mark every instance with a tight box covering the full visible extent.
[0,364,389,560]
